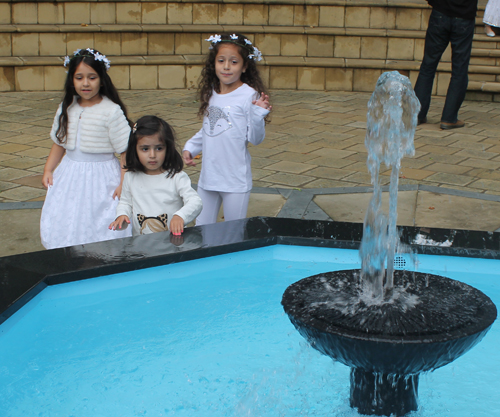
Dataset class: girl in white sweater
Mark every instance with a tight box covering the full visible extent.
[109,116,202,236]
[183,33,271,225]
[40,48,132,249]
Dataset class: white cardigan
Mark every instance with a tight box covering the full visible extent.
[50,96,130,153]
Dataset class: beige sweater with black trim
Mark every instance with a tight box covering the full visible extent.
[50,96,130,154]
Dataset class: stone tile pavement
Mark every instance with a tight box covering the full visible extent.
[1,89,500,256]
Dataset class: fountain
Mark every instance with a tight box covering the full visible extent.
[1,74,499,416]
[281,72,497,416]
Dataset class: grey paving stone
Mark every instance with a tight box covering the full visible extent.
[303,200,331,221]
[425,172,475,187]
[314,191,418,226]
[270,151,320,163]
[277,190,313,219]
[0,208,45,256]
[259,172,316,187]
[415,191,500,232]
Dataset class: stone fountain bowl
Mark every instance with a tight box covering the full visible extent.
[282,270,497,375]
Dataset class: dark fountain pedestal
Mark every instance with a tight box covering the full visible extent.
[350,369,418,415]
[282,269,497,416]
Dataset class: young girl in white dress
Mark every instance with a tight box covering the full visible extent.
[40,48,132,249]
[484,0,500,36]
[182,33,272,225]
[109,116,202,236]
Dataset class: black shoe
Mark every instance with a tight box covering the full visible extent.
[440,120,465,130]
[417,117,427,125]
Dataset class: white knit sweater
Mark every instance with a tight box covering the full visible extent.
[116,170,203,236]
[50,96,130,153]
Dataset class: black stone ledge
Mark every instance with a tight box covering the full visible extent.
[1,217,500,326]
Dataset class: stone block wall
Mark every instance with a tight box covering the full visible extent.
[0,0,498,99]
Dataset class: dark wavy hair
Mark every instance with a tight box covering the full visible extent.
[55,48,131,143]
[198,33,268,118]
[124,115,183,178]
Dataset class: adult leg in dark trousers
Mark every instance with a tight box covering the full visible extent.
[414,10,475,126]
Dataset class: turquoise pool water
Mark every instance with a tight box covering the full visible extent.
[0,245,498,417]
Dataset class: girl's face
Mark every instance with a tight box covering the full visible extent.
[136,133,166,175]
[73,62,101,106]
[215,44,247,94]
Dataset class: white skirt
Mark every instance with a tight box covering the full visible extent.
[40,155,131,249]
[484,0,500,28]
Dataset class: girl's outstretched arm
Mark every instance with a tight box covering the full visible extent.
[247,93,271,146]
[42,143,65,188]
[252,92,272,111]
[183,128,203,166]
[115,171,133,229]
[113,151,127,199]
[109,215,130,231]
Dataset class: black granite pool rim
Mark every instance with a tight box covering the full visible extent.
[1,217,500,325]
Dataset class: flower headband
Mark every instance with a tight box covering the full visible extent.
[63,48,111,71]
[205,34,263,61]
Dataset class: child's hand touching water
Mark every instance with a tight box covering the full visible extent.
[253,92,272,111]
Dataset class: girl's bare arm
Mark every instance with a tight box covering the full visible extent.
[112,151,127,199]
[42,143,66,188]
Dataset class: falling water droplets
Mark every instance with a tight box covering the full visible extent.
[359,71,420,301]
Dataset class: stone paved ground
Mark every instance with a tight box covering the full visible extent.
[1,89,500,255]
[1,89,500,203]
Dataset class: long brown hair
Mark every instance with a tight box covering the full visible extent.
[55,49,131,143]
[198,33,268,119]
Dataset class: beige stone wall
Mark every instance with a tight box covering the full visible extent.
[3,31,457,61]
[3,64,486,95]
[0,2,433,27]
[0,1,498,93]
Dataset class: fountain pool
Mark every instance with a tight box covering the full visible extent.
[0,219,498,416]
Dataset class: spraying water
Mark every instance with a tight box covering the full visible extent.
[359,71,420,300]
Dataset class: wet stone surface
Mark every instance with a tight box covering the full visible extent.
[282,269,497,339]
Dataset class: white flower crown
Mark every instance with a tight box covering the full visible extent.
[205,34,263,62]
[63,48,111,71]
